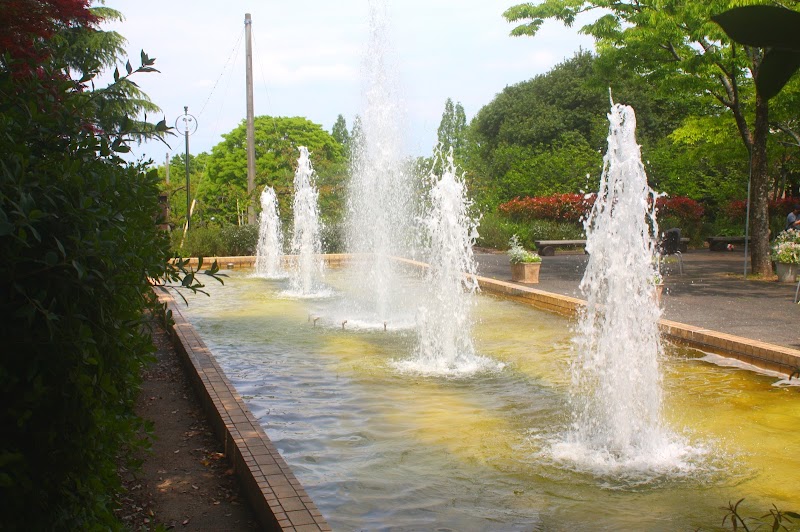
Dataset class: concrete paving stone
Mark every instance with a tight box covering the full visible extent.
[286,509,316,526]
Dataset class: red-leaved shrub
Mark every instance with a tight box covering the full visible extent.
[655,196,704,222]
[723,197,800,220]
[498,193,595,223]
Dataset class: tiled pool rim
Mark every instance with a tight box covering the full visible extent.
[157,287,331,531]
[163,254,800,529]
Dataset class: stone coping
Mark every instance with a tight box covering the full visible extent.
[156,287,331,531]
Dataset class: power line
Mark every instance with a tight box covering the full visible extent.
[196,27,245,119]
[251,28,280,137]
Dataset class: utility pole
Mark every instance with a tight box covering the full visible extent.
[245,13,256,225]
[165,152,170,185]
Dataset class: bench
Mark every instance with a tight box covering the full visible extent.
[706,236,749,251]
[533,239,587,256]
[533,237,689,256]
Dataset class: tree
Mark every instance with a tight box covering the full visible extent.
[0,1,164,142]
[436,98,469,164]
[468,52,612,204]
[159,152,209,230]
[503,0,800,276]
[349,114,364,159]
[203,116,346,226]
[713,5,800,100]
[331,114,350,156]
[0,0,96,65]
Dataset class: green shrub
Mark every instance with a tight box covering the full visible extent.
[219,225,258,256]
[477,212,584,250]
[321,220,346,253]
[659,215,703,247]
[178,221,348,257]
[178,224,259,257]
[177,227,222,256]
[0,63,170,527]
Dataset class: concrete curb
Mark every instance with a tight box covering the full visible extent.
[156,287,331,532]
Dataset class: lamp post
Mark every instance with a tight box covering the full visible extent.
[176,107,198,231]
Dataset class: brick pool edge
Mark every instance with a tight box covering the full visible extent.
[156,287,331,532]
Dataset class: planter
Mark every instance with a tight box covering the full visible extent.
[511,262,541,284]
[776,262,799,283]
[653,283,664,305]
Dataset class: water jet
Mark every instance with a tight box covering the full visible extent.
[254,186,284,279]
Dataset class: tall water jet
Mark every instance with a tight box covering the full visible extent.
[254,186,285,278]
[560,101,681,470]
[345,0,415,321]
[290,146,324,296]
[394,150,500,376]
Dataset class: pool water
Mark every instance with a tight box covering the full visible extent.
[179,269,800,531]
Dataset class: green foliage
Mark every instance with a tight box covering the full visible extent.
[719,498,800,532]
[471,51,607,154]
[177,221,345,257]
[436,98,468,169]
[177,225,258,257]
[648,118,750,206]
[203,115,346,227]
[159,152,209,230]
[477,211,584,250]
[713,6,800,100]
[467,50,698,206]
[51,5,165,143]
[501,0,800,275]
[508,234,541,263]
[331,113,350,157]
[0,56,171,527]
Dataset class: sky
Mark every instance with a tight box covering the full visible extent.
[102,0,595,163]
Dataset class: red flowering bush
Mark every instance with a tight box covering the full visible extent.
[655,196,704,223]
[723,197,800,220]
[498,193,595,224]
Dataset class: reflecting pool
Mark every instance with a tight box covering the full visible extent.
[179,269,800,531]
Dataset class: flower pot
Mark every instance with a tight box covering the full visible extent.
[511,262,541,283]
[776,262,799,283]
[653,283,664,305]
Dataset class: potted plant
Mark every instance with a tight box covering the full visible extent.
[651,272,664,305]
[508,235,542,283]
[771,230,800,282]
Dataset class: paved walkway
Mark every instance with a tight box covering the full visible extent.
[475,249,800,351]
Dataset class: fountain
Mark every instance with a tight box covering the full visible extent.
[553,101,695,473]
[344,0,415,323]
[289,146,324,296]
[170,7,800,526]
[394,149,501,376]
[254,186,285,278]
[180,271,800,529]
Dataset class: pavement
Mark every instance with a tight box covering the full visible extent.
[474,248,800,351]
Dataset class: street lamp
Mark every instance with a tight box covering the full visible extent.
[175,106,198,231]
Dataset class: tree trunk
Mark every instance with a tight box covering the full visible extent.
[749,92,772,276]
